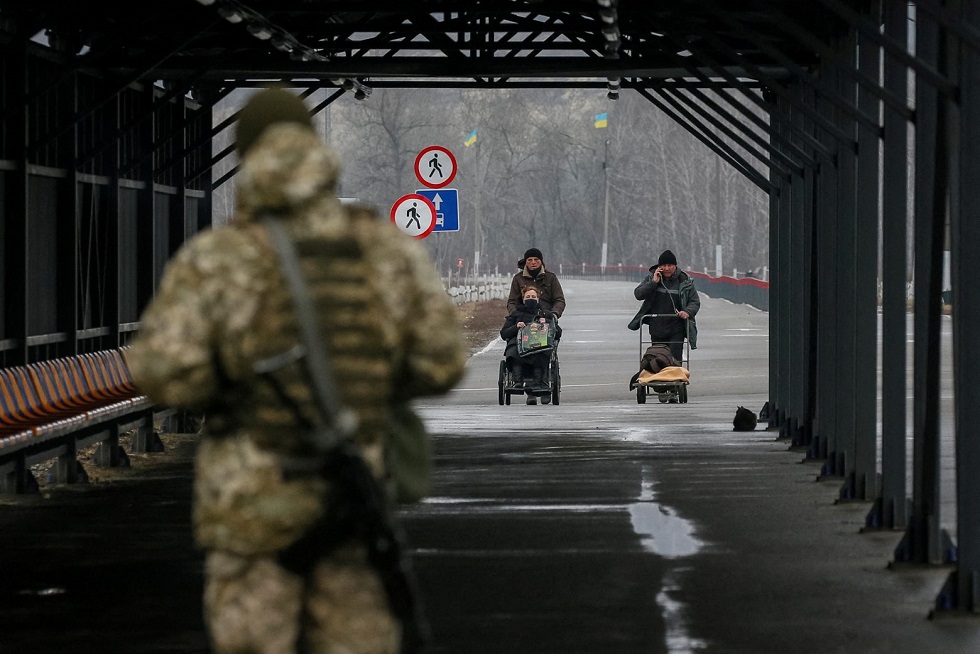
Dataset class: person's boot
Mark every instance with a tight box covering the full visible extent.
[526,393,537,405]
[531,368,549,396]
[511,365,524,390]
[539,365,552,403]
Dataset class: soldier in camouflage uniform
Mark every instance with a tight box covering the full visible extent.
[125,87,465,654]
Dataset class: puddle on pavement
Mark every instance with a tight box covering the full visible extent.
[630,465,707,653]
[658,569,708,653]
[628,465,703,558]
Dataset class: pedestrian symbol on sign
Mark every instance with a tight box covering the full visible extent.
[415,146,457,189]
[428,153,445,179]
[389,194,437,239]
[405,202,422,229]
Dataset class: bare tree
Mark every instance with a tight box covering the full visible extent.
[213,86,771,276]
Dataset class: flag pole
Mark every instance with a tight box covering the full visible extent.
[601,136,610,269]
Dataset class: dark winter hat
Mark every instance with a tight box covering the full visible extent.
[236,86,314,156]
[657,249,677,266]
[523,247,544,262]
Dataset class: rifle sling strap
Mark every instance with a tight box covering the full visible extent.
[262,217,357,442]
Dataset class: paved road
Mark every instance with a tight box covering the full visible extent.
[1,280,977,653]
[405,280,975,653]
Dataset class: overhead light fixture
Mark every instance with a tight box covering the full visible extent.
[607,76,620,100]
[195,0,217,4]
[272,36,293,52]
[218,7,243,23]
[247,24,272,40]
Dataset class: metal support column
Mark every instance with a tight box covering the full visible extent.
[867,0,911,531]
[823,34,858,481]
[2,41,29,367]
[767,107,781,429]
[774,97,792,435]
[788,87,808,446]
[61,73,80,355]
[811,67,839,462]
[894,7,955,566]
[135,85,157,317]
[845,18,882,502]
[934,0,980,614]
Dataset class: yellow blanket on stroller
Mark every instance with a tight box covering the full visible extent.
[638,366,690,385]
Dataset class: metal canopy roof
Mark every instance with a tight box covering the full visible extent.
[0,0,855,94]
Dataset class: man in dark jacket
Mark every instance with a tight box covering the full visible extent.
[628,249,700,362]
[507,247,566,318]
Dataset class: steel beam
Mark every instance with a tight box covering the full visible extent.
[846,20,881,503]
[635,88,775,194]
[934,0,980,615]
[867,0,911,532]
[822,31,858,483]
[811,66,840,465]
[894,6,955,567]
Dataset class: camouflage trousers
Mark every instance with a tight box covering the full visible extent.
[204,544,400,654]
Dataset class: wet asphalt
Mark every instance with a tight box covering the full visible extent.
[1,280,978,653]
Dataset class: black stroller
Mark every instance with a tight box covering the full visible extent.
[498,318,561,406]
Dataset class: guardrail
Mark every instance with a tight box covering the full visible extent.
[687,272,769,311]
[0,348,177,493]
[553,265,770,311]
[443,275,510,305]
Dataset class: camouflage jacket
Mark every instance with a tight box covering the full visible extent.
[125,124,465,555]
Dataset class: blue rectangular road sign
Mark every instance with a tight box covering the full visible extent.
[415,188,459,232]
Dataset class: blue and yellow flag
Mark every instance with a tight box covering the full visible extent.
[464,129,478,146]
[594,112,608,128]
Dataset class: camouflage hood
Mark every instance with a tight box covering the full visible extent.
[234,123,342,220]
